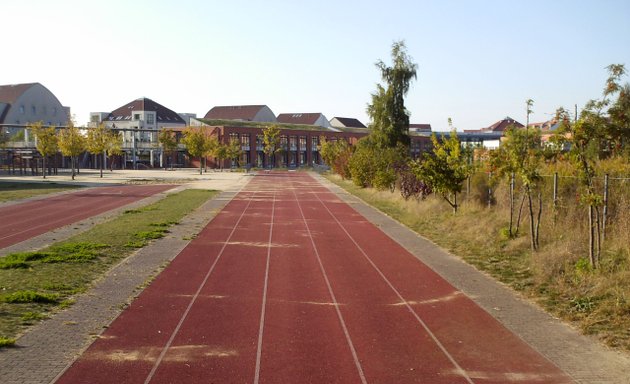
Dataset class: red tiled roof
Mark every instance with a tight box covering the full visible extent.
[105,98,185,124]
[204,105,268,121]
[331,117,366,128]
[276,113,324,125]
[0,83,37,105]
[484,117,524,132]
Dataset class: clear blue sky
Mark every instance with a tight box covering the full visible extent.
[3,0,630,131]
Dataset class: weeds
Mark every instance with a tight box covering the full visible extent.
[0,337,16,347]
[1,291,59,304]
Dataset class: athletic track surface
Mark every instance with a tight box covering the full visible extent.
[0,184,174,250]
[56,172,573,383]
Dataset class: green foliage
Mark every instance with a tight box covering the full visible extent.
[367,40,417,149]
[225,138,243,166]
[57,121,85,158]
[182,126,216,174]
[0,337,16,347]
[348,137,407,190]
[319,137,353,179]
[30,122,58,158]
[262,124,282,167]
[57,121,85,179]
[1,291,59,304]
[0,243,109,269]
[411,131,472,212]
[158,129,178,153]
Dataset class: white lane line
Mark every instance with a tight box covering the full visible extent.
[253,187,276,384]
[312,188,475,384]
[144,181,255,384]
[292,175,368,384]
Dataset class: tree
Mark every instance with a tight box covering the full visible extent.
[262,125,282,168]
[57,121,85,180]
[86,123,111,178]
[492,125,543,250]
[203,135,219,171]
[158,129,178,170]
[319,137,353,179]
[411,130,472,213]
[30,122,58,179]
[225,138,243,168]
[182,126,213,175]
[106,130,123,171]
[605,65,630,156]
[367,40,418,149]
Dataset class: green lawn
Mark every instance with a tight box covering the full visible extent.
[0,182,81,202]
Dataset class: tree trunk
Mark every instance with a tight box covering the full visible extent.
[71,156,76,180]
[535,190,542,250]
[526,185,537,252]
[509,173,514,237]
[588,204,596,267]
[515,190,527,236]
[100,151,105,178]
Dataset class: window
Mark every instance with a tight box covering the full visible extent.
[146,113,154,124]
[19,105,25,114]
[299,136,306,150]
[311,136,319,151]
[240,134,250,148]
[31,105,36,115]
[133,113,141,120]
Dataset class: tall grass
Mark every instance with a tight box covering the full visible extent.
[326,158,630,351]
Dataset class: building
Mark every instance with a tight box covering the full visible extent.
[203,105,276,122]
[90,97,186,167]
[409,123,432,133]
[188,119,368,169]
[329,117,367,129]
[276,113,330,128]
[0,82,70,137]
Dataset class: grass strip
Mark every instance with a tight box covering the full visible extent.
[0,182,81,202]
[0,188,217,344]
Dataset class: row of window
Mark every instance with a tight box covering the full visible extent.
[229,133,322,151]
[18,105,58,116]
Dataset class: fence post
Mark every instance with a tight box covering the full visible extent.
[602,173,609,243]
[553,172,559,223]
[488,171,493,207]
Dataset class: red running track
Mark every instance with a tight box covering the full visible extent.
[0,184,175,250]
[56,172,573,384]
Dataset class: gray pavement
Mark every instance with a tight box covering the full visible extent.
[1,170,630,383]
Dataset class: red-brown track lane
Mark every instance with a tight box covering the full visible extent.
[293,177,470,384]
[54,194,255,384]
[256,179,366,383]
[0,184,175,249]
[302,174,573,383]
[56,172,575,384]
[146,187,274,383]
